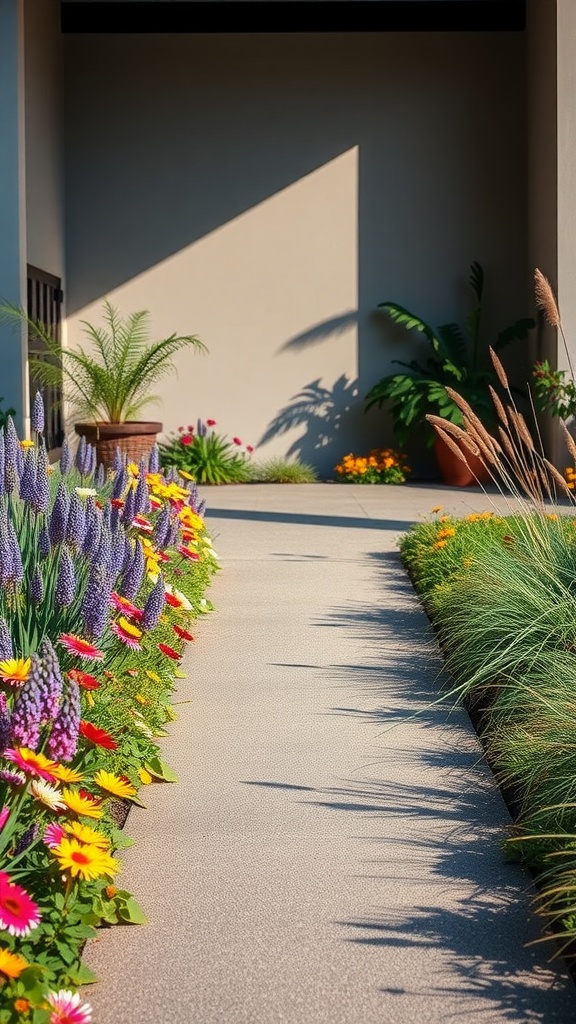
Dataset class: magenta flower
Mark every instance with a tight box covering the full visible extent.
[232,437,242,445]
[0,872,41,936]
[206,419,216,426]
[46,989,93,1024]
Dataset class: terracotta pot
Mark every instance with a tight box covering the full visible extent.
[75,421,162,469]
[433,434,491,487]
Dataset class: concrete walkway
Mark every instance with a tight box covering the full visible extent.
[85,483,576,1023]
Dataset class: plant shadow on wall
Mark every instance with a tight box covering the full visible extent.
[258,374,360,470]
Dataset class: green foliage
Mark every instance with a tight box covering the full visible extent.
[365,262,535,446]
[532,358,576,420]
[247,457,318,483]
[159,423,252,484]
[0,299,206,423]
[401,506,576,955]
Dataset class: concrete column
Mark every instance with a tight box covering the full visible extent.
[0,0,28,435]
[556,0,576,369]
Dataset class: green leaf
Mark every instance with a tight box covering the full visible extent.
[117,896,148,925]
[144,756,178,782]
[68,961,100,985]
[377,302,440,347]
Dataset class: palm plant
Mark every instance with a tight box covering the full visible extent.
[0,299,206,423]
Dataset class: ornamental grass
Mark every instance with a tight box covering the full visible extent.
[400,270,576,960]
[0,395,218,1020]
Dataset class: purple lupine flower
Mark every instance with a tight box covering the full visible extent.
[142,574,165,631]
[110,504,121,532]
[121,485,136,526]
[96,462,106,488]
[38,637,64,721]
[187,480,199,509]
[96,526,112,573]
[148,445,160,473]
[0,619,12,660]
[45,676,80,763]
[197,498,206,518]
[38,524,51,558]
[19,448,37,504]
[81,442,95,478]
[29,564,44,605]
[121,537,145,600]
[110,529,126,577]
[7,522,23,585]
[10,668,43,749]
[113,446,124,472]
[82,513,101,560]
[134,468,150,516]
[75,435,87,474]
[197,418,207,436]
[153,505,171,549]
[59,437,72,476]
[33,441,50,514]
[166,519,180,549]
[122,535,133,574]
[4,417,23,485]
[66,492,86,550]
[0,512,12,588]
[55,547,75,607]
[81,561,111,639]
[0,704,11,754]
[0,432,5,499]
[31,392,45,434]
[14,822,39,856]
[49,481,70,546]
[112,466,126,501]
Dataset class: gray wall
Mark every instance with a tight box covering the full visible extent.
[25,0,64,278]
[64,31,528,476]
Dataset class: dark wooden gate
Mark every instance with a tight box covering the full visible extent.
[27,265,64,451]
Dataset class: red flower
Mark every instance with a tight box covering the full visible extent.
[158,643,181,661]
[187,425,195,432]
[164,592,182,608]
[177,546,200,561]
[110,498,124,509]
[68,670,100,691]
[79,721,118,750]
[177,426,184,432]
[174,625,195,642]
[181,434,193,446]
[246,445,254,453]
[232,437,242,446]
[206,419,216,427]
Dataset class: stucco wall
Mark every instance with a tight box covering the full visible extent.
[63,31,528,477]
[24,0,64,279]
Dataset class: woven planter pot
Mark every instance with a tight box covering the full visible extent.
[75,422,162,469]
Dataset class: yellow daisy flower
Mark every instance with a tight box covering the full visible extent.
[61,787,103,819]
[0,658,31,685]
[64,821,111,848]
[51,838,119,881]
[51,764,85,784]
[93,769,137,800]
[0,947,28,978]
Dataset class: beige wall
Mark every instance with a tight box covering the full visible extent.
[24,0,64,278]
[63,32,528,477]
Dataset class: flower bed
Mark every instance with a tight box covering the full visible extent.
[401,502,576,960]
[0,397,218,1021]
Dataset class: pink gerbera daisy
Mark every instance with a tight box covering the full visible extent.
[58,635,104,661]
[47,989,93,1024]
[110,621,142,651]
[0,808,9,832]
[0,873,41,937]
[43,822,66,848]
[109,593,143,621]
[3,748,58,782]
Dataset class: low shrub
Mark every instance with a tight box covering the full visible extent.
[334,448,410,484]
[159,420,253,485]
[248,458,318,484]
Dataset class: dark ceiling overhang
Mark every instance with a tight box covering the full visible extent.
[61,1,526,34]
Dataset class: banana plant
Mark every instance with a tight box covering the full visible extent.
[365,262,535,446]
